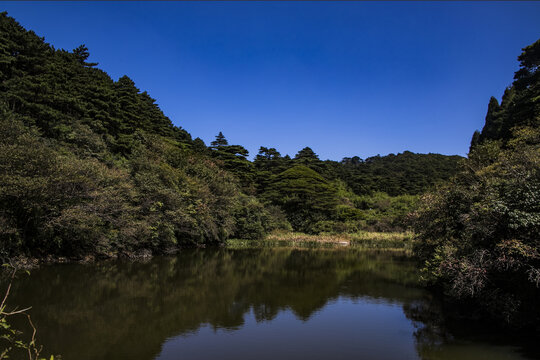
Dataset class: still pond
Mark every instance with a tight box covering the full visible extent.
[6,248,539,359]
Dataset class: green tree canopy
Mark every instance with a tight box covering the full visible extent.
[471,38,540,150]
[264,165,337,232]
[209,133,254,190]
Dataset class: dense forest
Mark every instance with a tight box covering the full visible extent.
[0,13,462,259]
[413,39,540,328]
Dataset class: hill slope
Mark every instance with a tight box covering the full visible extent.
[0,12,462,258]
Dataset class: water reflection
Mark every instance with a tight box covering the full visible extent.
[5,249,537,360]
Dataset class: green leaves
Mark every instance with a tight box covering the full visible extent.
[413,111,540,326]
[209,133,254,190]
[262,165,337,232]
[472,39,540,148]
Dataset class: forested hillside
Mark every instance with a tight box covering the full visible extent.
[0,13,461,259]
[413,39,540,328]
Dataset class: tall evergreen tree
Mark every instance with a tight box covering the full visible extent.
[469,130,481,153]
[209,133,254,190]
[294,147,319,163]
[72,44,97,67]
[471,39,540,148]
[477,97,503,143]
[210,131,228,148]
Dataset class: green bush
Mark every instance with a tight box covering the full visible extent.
[412,130,540,325]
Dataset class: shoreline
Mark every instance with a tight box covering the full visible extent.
[4,231,414,269]
[228,231,413,250]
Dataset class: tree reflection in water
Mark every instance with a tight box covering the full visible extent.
[5,249,537,360]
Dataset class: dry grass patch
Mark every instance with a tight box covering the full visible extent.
[349,231,413,249]
[265,232,351,244]
[227,231,413,249]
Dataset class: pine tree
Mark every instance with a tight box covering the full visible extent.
[469,130,480,153]
[472,39,540,146]
[72,44,97,67]
[478,97,503,143]
[294,147,319,163]
[192,137,209,154]
[210,132,228,148]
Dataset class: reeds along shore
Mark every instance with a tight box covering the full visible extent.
[227,231,413,250]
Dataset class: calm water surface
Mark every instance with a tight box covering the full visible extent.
[6,248,539,359]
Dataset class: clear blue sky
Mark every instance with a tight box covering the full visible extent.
[2,2,540,160]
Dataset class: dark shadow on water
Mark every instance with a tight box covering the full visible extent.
[404,297,540,360]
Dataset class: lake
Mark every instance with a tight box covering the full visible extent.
[5,248,539,359]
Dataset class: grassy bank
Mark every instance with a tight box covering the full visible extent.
[226,231,413,250]
[348,231,413,249]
